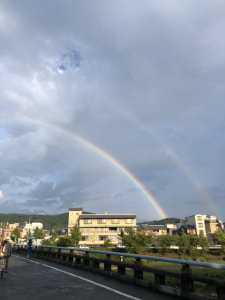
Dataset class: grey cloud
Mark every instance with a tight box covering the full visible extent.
[0,1,224,221]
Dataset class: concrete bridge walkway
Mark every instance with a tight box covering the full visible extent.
[1,254,176,300]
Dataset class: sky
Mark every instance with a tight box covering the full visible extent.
[0,0,224,223]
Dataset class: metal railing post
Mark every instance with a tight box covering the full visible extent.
[181,263,193,292]
[104,254,111,271]
[134,258,143,280]
[83,251,90,266]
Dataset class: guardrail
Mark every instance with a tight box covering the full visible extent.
[17,245,225,299]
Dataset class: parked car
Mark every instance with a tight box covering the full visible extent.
[92,245,101,248]
[79,245,89,249]
[116,244,126,249]
[209,245,221,249]
[170,245,179,249]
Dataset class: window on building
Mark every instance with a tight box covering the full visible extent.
[98,219,106,224]
[109,227,117,232]
[111,219,120,224]
[198,223,203,228]
[197,216,202,221]
[99,236,108,241]
[81,236,89,241]
[84,219,92,224]
[125,219,133,224]
[109,236,117,241]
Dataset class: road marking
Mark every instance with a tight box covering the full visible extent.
[15,256,142,300]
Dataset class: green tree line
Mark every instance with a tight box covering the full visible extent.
[0,213,68,230]
[119,228,225,255]
[0,211,93,230]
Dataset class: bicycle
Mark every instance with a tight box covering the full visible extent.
[0,256,6,278]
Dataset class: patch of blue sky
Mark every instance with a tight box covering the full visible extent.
[0,128,8,140]
[59,49,81,71]
[58,65,66,72]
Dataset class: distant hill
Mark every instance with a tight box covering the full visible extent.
[138,218,183,225]
[0,211,95,230]
[0,213,69,231]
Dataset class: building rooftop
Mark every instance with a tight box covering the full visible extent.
[140,224,165,230]
[79,214,136,219]
[69,207,83,211]
[180,224,195,229]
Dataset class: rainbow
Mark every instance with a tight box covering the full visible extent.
[94,96,217,215]
[2,114,168,219]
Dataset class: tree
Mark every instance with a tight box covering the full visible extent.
[197,230,209,254]
[215,230,225,249]
[24,229,32,239]
[11,227,21,242]
[187,234,198,256]
[177,228,189,255]
[103,238,112,248]
[119,228,152,253]
[119,228,135,251]
[51,227,59,242]
[135,231,153,252]
[56,235,72,247]
[33,226,45,239]
[158,234,172,255]
[41,239,53,246]
[70,225,81,247]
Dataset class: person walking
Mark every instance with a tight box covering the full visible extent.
[13,242,17,253]
[26,239,32,258]
[2,238,12,273]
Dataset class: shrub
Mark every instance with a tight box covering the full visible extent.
[198,257,206,262]
[124,257,135,264]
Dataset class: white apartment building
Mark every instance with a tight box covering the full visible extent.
[184,214,207,236]
[22,221,43,237]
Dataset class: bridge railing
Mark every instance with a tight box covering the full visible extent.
[17,245,225,299]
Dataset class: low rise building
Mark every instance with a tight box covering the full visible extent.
[68,207,83,233]
[184,214,207,236]
[183,214,224,236]
[178,224,196,235]
[21,221,43,238]
[68,207,136,247]
[204,215,224,234]
[0,223,19,241]
[165,224,178,235]
[138,224,167,236]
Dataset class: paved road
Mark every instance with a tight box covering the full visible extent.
[0,254,177,300]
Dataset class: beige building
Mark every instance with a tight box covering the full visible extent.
[204,215,224,234]
[184,214,224,236]
[138,224,167,236]
[68,207,83,233]
[0,223,20,242]
[165,224,178,235]
[68,207,136,246]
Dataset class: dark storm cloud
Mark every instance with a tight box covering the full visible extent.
[0,0,224,221]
